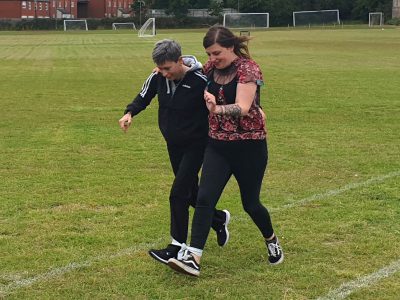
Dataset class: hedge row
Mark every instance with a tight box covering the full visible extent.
[1,16,398,31]
[0,16,221,31]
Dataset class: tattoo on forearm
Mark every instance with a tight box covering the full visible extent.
[221,104,242,117]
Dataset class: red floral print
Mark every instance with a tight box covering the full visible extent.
[204,57,267,141]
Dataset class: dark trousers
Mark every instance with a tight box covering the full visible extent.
[167,141,226,244]
[190,139,274,249]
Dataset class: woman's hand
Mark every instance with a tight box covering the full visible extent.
[204,90,219,114]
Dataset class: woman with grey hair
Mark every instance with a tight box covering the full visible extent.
[118,39,230,265]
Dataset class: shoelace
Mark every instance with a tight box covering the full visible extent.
[177,243,189,260]
[267,241,282,257]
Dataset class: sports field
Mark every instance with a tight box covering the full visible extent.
[0,27,399,299]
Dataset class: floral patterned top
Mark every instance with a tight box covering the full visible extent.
[203,57,266,141]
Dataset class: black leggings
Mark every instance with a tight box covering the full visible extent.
[167,141,226,244]
[190,139,274,249]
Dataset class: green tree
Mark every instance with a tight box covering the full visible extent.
[209,0,224,16]
[352,0,392,21]
[152,0,169,9]
[166,0,190,18]
[190,0,210,9]
[239,0,266,12]
[131,0,148,23]
[226,0,240,11]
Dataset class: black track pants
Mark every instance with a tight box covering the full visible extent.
[190,139,274,249]
[167,141,226,244]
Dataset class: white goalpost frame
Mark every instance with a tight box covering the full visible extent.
[63,19,88,31]
[292,9,340,27]
[112,22,136,30]
[223,12,270,29]
[369,12,384,27]
[138,18,156,37]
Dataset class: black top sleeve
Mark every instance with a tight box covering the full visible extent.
[124,72,158,116]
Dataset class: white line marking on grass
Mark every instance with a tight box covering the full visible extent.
[271,170,400,212]
[0,240,159,297]
[2,171,399,295]
[316,258,400,300]
[231,170,400,223]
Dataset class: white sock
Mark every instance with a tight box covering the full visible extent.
[187,246,203,257]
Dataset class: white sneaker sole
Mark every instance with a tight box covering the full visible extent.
[220,209,231,247]
[168,258,200,277]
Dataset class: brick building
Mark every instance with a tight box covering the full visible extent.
[0,0,135,19]
[394,0,400,18]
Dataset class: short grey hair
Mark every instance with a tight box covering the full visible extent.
[152,39,182,65]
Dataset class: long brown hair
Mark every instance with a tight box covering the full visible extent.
[203,25,251,59]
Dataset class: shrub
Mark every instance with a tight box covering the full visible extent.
[386,18,400,26]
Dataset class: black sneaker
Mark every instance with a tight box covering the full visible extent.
[216,209,231,247]
[148,244,180,265]
[168,250,201,277]
[266,236,284,265]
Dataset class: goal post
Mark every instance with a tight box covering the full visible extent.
[369,12,384,27]
[112,22,136,30]
[63,19,88,31]
[293,9,340,27]
[223,13,269,29]
[138,18,156,37]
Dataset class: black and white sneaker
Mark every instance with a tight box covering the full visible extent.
[216,209,231,247]
[266,236,284,265]
[168,250,201,277]
[148,244,180,265]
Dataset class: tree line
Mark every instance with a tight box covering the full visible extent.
[138,0,394,25]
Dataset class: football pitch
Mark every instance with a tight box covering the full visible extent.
[0,27,399,299]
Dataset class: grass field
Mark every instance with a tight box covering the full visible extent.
[0,27,399,299]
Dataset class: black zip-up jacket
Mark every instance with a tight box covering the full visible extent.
[124,59,208,145]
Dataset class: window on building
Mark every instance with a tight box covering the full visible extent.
[71,1,74,8]
[109,1,111,8]
[39,2,42,10]
[28,1,31,10]
[22,1,27,9]
[45,3,49,11]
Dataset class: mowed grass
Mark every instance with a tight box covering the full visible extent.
[0,27,399,299]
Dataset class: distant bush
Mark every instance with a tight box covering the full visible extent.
[0,16,220,31]
[386,18,400,26]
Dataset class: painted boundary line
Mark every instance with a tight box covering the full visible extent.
[0,240,159,297]
[232,170,400,223]
[316,258,400,300]
[271,170,400,212]
[1,171,399,296]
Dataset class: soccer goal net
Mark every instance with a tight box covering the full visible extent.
[138,18,156,37]
[369,12,384,27]
[223,13,269,29]
[112,22,136,30]
[293,9,340,27]
[63,19,88,31]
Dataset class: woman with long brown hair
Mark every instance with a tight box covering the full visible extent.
[168,26,284,277]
